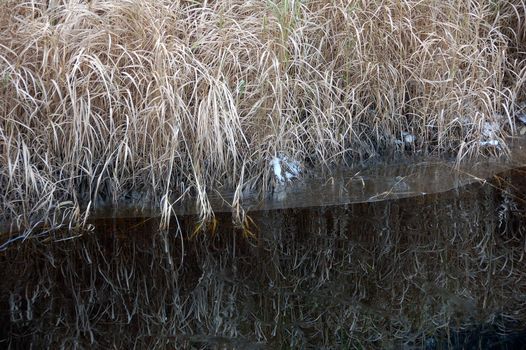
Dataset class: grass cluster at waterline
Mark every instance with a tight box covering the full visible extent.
[1,0,525,236]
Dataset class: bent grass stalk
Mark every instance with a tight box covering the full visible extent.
[0,0,525,240]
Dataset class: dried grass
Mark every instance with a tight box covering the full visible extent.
[1,0,525,234]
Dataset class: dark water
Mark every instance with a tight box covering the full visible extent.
[2,147,526,349]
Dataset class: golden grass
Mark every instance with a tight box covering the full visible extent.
[0,0,525,234]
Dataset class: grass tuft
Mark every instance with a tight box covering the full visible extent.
[0,0,525,235]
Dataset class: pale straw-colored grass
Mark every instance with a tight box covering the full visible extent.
[0,0,525,238]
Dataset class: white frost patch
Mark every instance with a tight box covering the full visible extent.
[458,116,473,125]
[482,121,500,139]
[480,121,501,148]
[270,155,302,183]
[479,140,499,147]
[270,157,284,182]
[396,131,415,145]
[401,131,415,144]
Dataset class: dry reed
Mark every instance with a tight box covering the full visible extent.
[0,0,525,237]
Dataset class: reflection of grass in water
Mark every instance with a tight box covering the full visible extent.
[0,0,525,241]
[1,176,526,348]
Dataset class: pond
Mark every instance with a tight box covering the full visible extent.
[1,140,526,349]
